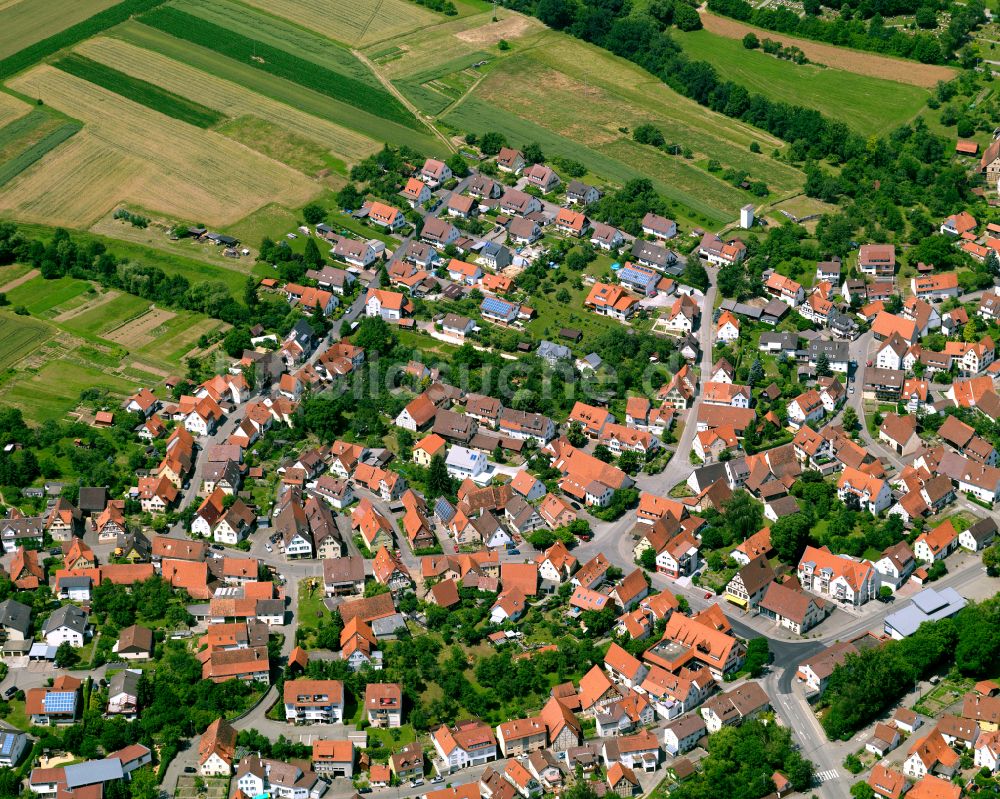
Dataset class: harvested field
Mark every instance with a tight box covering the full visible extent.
[700,11,956,89]
[75,37,379,166]
[3,66,318,227]
[0,0,117,59]
[113,21,440,154]
[103,307,174,348]
[0,92,29,127]
[454,15,537,45]
[236,0,439,46]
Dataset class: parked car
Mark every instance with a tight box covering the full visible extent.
[211,544,224,551]
[430,777,444,784]
[410,779,424,788]
[183,767,196,774]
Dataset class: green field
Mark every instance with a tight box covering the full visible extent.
[5,276,91,316]
[674,29,929,137]
[54,53,224,128]
[139,6,418,129]
[59,293,150,337]
[0,108,83,189]
[5,359,136,422]
[0,313,52,370]
[112,21,441,154]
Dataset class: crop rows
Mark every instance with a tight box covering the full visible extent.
[0,0,168,80]
[0,121,81,188]
[139,7,419,129]
[55,53,225,129]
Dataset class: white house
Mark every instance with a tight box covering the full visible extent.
[43,605,88,648]
[446,446,488,481]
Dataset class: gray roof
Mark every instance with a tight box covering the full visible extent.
[537,341,572,362]
[0,599,30,636]
[371,613,407,637]
[65,758,125,789]
[43,604,88,636]
[884,587,967,638]
[807,339,850,362]
[109,669,140,698]
[719,299,763,319]
[631,240,672,268]
[759,331,798,349]
[77,487,108,512]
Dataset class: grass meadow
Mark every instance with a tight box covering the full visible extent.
[0,0,117,59]
[0,313,52,370]
[674,29,929,137]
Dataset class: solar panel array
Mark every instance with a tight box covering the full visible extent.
[43,692,76,713]
[0,733,16,756]
[620,266,655,285]
[481,297,516,316]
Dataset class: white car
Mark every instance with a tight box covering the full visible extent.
[265,543,272,552]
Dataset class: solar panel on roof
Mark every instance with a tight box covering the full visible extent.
[481,297,515,314]
[0,734,15,756]
[43,692,76,713]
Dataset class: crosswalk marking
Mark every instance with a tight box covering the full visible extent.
[816,770,839,783]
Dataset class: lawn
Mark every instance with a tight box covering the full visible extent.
[296,578,328,632]
[216,117,347,178]
[674,29,929,138]
[113,21,441,155]
[365,724,417,753]
[0,312,53,370]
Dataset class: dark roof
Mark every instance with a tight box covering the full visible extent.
[77,487,108,513]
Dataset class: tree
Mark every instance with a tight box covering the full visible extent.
[301,203,326,225]
[353,316,395,354]
[842,406,858,433]
[878,585,893,602]
[816,351,831,377]
[593,444,614,462]
[639,547,657,570]
[223,327,252,358]
[303,237,324,268]
[427,453,452,498]
[771,512,812,563]
[747,358,764,387]
[744,637,770,677]
[742,32,760,48]
[673,2,702,30]
[397,429,414,461]
[851,782,876,799]
[54,641,79,668]
[446,153,469,178]
[682,260,709,291]
[243,276,258,308]
[479,131,508,155]
[633,124,665,147]
[128,768,160,799]
[722,491,764,544]
[983,544,1000,577]
[522,142,545,165]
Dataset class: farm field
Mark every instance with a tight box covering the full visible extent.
[0,92,29,128]
[0,313,52,370]
[236,0,440,46]
[111,21,441,154]
[58,292,150,338]
[0,107,83,188]
[139,5,418,129]
[75,36,379,169]
[699,10,957,88]
[4,276,92,317]
[0,0,118,59]
[54,52,224,128]
[366,11,547,80]
[674,29,929,137]
[435,31,804,223]
[2,66,318,228]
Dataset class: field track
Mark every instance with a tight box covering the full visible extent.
[0,267,38,293]
[700,11,956,88]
